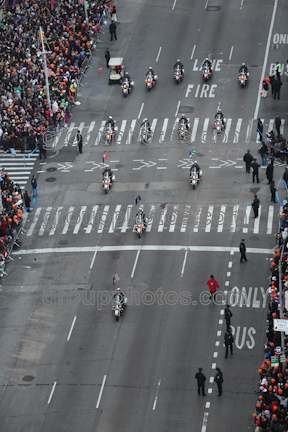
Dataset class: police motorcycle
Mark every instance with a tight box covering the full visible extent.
[140,119,152,144]
[213,110,225,135]
[105,117,118,144]
[202,59,212,82]
[121,72,134,97]
[145,67,158,91]
[189,161,202,190]
[173,62,184,84]
[238,63,249,88]
[112,288,127,321]
[102,167,115,194]
[134,208,146,238]
[178,116,190,140]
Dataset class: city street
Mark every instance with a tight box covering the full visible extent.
[0,0,287,431]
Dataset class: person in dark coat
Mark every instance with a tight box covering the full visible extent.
[275,114,281,137]
[24,191,31,213]
[270,181,276,203]
[214,367,223,396]
[105,48,110,68]
[257,119,263,142]
[266,160,273,184]
[260,142,268,165]
[76,130,83,154]
[274,78,282,99]
[243,150,253,173]
[251,158,260,183]
[195,368,206,396]
[37,136,46,159]
[224,305,233,330]
[31,175,37,197]
[224,329,234,358]
[240,239,248,262]
[269,74,275,96]
[283,168,288,186]
[109,20,117,41]
[252,194,260,218]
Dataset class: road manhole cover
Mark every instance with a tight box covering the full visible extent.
[243,200,252,206]
[58,240,68,245]
[132,282,148,290]
[249,236,259,241]
[195,153,205,157]
[45,177,56,182]
[46,167,57,172]
[23,375,34,382]
[207,6,221,11]
[168,190,180,196]
[116,164,123,169]
[230,148,243,153]
[219,78,230,83]
[153,190,165,196]
[179,106,195,113]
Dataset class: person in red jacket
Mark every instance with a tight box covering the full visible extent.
[206,275,219,300]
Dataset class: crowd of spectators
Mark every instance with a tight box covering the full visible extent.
[0,0,110,153]
[254,204,288,431]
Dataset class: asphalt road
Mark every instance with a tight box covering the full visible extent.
[0,0,286,431]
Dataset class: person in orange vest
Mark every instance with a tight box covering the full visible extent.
[111,3,117,22]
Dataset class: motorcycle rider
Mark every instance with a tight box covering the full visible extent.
[114,287,125,306]
[202,57,212,71]
[105,116,116,131]
[102,166,114,182]
[136,207,147,228]
[174,59,184,75]
[179,114,189,131]
[214,109,225,127]
[145,66,155,80]
[238,63,249,77]
[190,161,201,177]
[124,71,131,86]
[140,118,151,132]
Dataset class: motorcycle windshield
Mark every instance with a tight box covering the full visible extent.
[136,215,142,224]
[104,173,109,180]
[203,62,210,69]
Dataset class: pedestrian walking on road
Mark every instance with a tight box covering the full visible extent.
[275,114,281,138]
[262,78,269,97]
[224,305,233,330]
[111,3,117,21]
[252,194,260,218]
[240,239,248,263]
[274,77,282,100]
[270,181,276,203]
[266,160,273,184]
[283,168,288,187]
[251,158,260,183]
[105,48,110,68]
[109,20,117,41]
[195,368,206,396]
[38,136,46,159]
[31,175,37,198]
[243,149,253,173]
[77,130,83,154]
[260,142,268,165]
[257,119,263,142]
[269,74,275,96]
[206,275,219,301]
[224,329,234,358]
[214,367,223,396]
[24,190,31,213]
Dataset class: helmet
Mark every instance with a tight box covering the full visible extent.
[108,116,112,120]
[149,67,152,70]
[139,207,143,212]
[125,72,128,76]
[242,63,245,66]
[105,166,109,170]
[205,58,208,61]
[177,59,180,62]
[194,160,197,164]
[182,114,185,118]
[117,288,121,292]
[218,109,221,113]
[143,118,147,122]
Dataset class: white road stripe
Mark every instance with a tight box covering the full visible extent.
[98,205,109,233]
[117,120,127,144]
[201,118,209,142]
[267,206,274,234]
[131,250,140,278]
[268,118,274,134]
[138,103,144,120]
[26,207,42,236]
[243,206,251,233]
[64,122,75,146]
[62,206,74,235]
[205,206,214,233]
[159,118,169,143]
[47,382,57,405]
[233,119,242,143]
[253,205,261,234]
[146,205,155,232]
[181,250,188,277]
[73,206,87,234]
[190,45,196,60]
[175,101,181,117]
[170,118,179,141]
[121,205,132,232]
[156,46,162,62]
[85,205,98,234]
[67,316,77,341]
[158,208,167,232]
[84,121,95,145]
[217,205,226,232]
[229,46,233,60]
[191,118,199,142]
[180,205,190,232]
[169,206,178,232]
[223,118,232,142]
[230,205,239,232]
[281,119,285,136]
[245,119,253,143]
[38,207,52,236]
[126,119,137,144]
[109,205,121,233]
[193,206,202,232]
[95,121,106,146]
[49,207,63,236]
[96,375,107,409]
[152,380,161,410]
[151,119,157,135]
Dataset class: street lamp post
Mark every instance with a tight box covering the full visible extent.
[279,230,288,349]
[37,27,52,110]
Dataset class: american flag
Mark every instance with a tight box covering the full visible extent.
[103,153,109,163]
[113,273,120,283]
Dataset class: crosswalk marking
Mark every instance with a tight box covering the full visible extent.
[205,206,214,233]
[170,118,179,142]
[223,119,232,142]
[151,119,157,135]
[169,206,178,232]
[85,205,98,234]
[23,203,278,237]
[26,207,42,236]
[268,119,274,134]
[84,121,95,145]
[95,121,105,146]
[201,118,209,142]
[217,205,226,232]
[64,122,75,146]
[126,120,136,144]
[98,205,109,233]
[191,118,199,142]
[233,119,242,143]
[159,118,169,143]
[281,120,285,136]
[0,150,38,186]
[117,120,127,145]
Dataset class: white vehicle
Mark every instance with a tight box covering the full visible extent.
[102,171,115,194]
[113,293,127,321]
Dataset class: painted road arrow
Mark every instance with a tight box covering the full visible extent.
[209,159,237,168]
[177,159,191,169]
[133,160,157,170]
[57,162,73,172]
